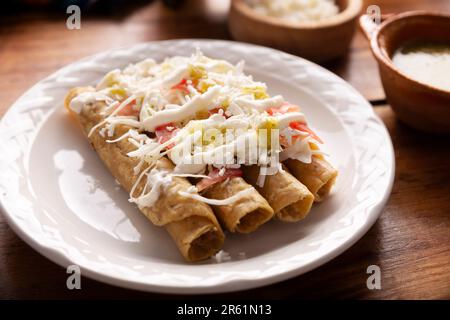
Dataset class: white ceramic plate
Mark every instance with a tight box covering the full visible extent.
[0,40,394,294]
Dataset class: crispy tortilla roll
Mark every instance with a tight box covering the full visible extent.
[285,157,338,202]
[242,165,314,222]
[203,177,274,233]
[65,87,224,262]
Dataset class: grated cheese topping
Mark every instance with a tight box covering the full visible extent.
[70,50,323,207]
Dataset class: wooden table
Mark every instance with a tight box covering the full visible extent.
[1,0,449,300]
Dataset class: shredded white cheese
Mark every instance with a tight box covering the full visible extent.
[78,50,320,207]
[129,167,173,209]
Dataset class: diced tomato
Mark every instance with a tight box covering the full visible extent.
[155,122,178,149]
[289,121,323,144]
[267,103,301,116]
[117,100,140,117]
[208,107,229,118]
[196,168,243,192]
[171,78,189,94]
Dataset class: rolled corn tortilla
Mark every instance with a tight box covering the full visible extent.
[242,165,314,222]
[285,157,338,202]
[65,87,225,262]
[203,177,274,233]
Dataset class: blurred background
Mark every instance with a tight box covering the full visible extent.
[1,0,449,113]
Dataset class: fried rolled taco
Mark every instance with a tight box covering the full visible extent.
[242,165,314,222]
[285,157,338,202]
[202,176,274,233]
[64,51,338,262]
[65,88,224,262]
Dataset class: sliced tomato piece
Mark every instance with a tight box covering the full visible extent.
[171,78,189,94]
[267,103,301,116]
[196,168,243,192]
[117,100,140,117]
[155,122,178,148]
[289,121,323,144]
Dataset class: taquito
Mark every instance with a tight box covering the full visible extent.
[62,52,339,262]
[285,157,338,202]
[203,177,274,233]
[65,88,225,262]
[242,165,314,222]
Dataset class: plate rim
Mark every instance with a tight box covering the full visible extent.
[0,39,395,294]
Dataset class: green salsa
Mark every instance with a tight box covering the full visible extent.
[392,42,450,92]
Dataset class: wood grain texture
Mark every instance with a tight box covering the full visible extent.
[1,0,450,299]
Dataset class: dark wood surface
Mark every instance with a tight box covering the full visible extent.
[1,0,449,299]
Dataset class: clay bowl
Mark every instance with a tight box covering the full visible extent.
[228,0,362,63]
[360,11,450,134]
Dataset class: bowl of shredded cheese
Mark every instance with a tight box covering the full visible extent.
[229,0,362,62]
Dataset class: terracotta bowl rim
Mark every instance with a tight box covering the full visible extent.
[370,10,450,96]
[231,0,363,30]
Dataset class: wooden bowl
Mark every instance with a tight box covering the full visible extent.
[228,0,362,63]
[360,11,450,134]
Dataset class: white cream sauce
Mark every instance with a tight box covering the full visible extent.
[392,42,450,92]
